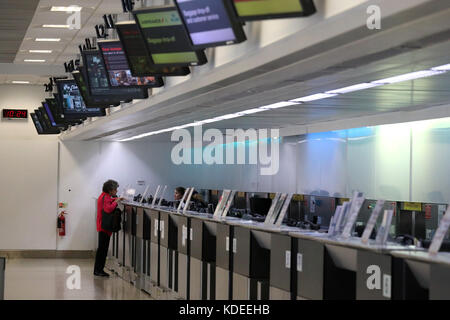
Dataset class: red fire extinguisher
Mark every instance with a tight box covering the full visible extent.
[58,211,66,236]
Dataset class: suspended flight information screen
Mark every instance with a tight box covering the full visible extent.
[174,0,246,49]
[232,0,316,21]
[98,40,164,88]
[115,21,191,77]
[133,6,207,66]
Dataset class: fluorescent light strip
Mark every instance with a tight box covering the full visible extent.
[29,50,52,53]
[24,59,45,62]
[12,81,30,84]
[120,63,450,142]
[432,64,450,71]
[259,101,301,109]
[42,24,70,28]
[326,83,381,94]
[35,38,60,42]
[290,93,338,103]
[50,6,82,12]
[372,70,444,84]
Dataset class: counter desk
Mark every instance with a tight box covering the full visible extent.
[390,251,450,300]
[116,201,449,300]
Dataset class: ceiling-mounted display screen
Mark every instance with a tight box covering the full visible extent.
[30,113,44,134]
[81,50,150,103]
[72,68,120,108]
[115,21,191,77]
[133,6,208,66]
[42,102,68,129]
[98,40,164,88]
[232,0,316,21]
[34,109,60,134]
[174,0,246,49]
[45,98,81,126]
[82,50,149,101]
[56,80,106,120]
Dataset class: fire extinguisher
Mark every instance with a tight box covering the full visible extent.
[58,211,66,236]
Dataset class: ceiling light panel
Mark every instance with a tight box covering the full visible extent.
[50,6,82,12]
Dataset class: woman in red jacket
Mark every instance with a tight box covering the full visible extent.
[94,179,123,277]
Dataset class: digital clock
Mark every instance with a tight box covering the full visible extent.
[2,109,28,119]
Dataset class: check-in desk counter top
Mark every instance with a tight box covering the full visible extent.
[289,231,425,300]
[390,251,450,300]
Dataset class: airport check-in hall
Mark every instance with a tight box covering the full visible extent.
[0,0,450,306]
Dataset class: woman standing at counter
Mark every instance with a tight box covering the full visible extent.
[94,179,123,277]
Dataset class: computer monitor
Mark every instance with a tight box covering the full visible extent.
[82,50,149,102]
[115,21,191,77]
[97,39,164,88]
[250,197,272,216]
[231,0,316,21]
[174,0,246,49]
[133,5,208,67]
[55,79,106,120]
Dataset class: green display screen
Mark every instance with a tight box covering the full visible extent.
[232,0,315,20]
[134,7,206,66]
[116,21,190,76]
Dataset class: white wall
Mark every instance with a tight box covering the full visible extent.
[56,140,178,250]
[0,85,59,250]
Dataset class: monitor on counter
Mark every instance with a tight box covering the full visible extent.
[133,5,208,66]
[232,0,316,21]
[82,50,149,102]
[174,0,246,49]
[115,21,191,77]
[55,79,106,120]
[98,40,164,88]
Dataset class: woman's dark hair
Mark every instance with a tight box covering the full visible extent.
[175,187,186,196]
[103,179,119,193]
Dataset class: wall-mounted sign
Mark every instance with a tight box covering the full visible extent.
[2,109,28,119]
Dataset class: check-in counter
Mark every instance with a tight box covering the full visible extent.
[159,210,178,291]
[290,231,424,300]
[390,251,450,300]
[0,257,4,300]
[135,207,151,290]
[118,201,450,301]
[232,226,271,300]
[123,205,136,275]
[270,233,296,300]
[149,209,160,286]
[175,214,190,299]
[216,222,233,300]
[189,217,217,300]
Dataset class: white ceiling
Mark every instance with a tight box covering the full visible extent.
[1,0,130,85]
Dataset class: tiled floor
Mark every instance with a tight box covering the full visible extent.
[4,258,153,300]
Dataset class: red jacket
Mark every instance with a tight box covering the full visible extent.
[97,192,118,236]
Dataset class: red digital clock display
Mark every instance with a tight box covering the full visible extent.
[2,109,28,119]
